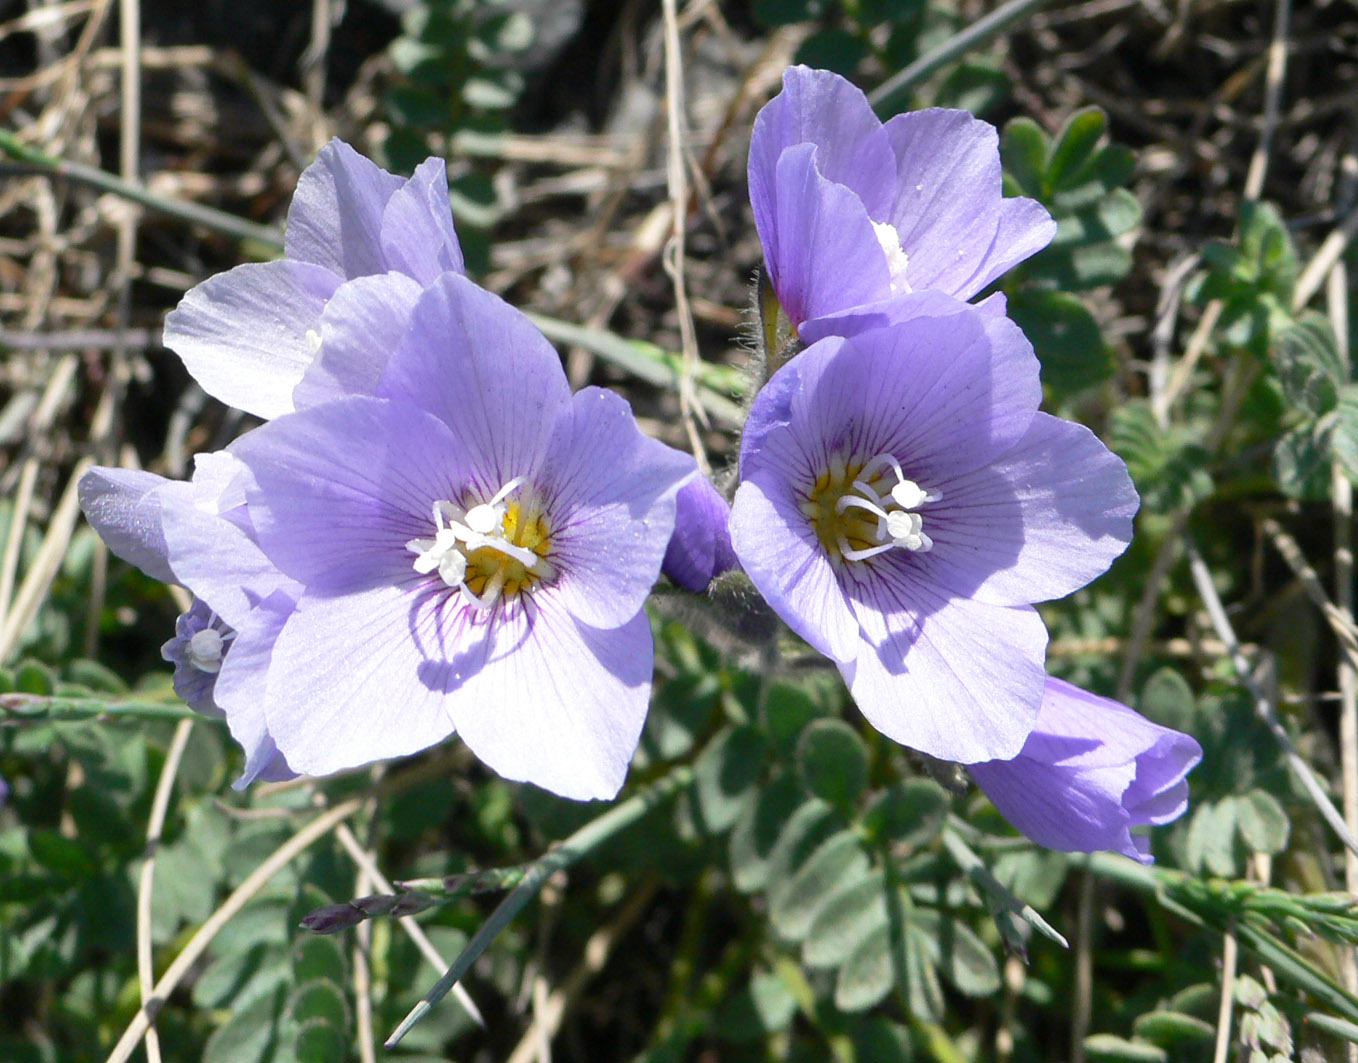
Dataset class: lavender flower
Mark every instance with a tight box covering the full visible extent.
[79,456,300,784]
[164,140,464,420]
[216,272,693,799]
[749,66,1054,340]
[728,300,1137,762]
[970,679,1202,862]
[662,475,737,593]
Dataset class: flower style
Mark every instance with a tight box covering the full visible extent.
[729,300,1138,762]
[213,272,693,799]
[749,65,1055,340]
[970,679,1202,862]
[79,456,301,784]
[164,139,465,421]
[662,475,737,593]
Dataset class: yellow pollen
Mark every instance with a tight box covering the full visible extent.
[462,499,553,600]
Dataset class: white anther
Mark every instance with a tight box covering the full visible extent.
[187,628,226,673]
[890,480,928,510]
[305,328,322,353]
[438,551,468,585]
[464,504,500,535]
[871,221,912,294]
[830,453,938,562]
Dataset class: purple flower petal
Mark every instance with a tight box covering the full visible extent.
[756,143,893,328]
[913,413,1138,607]
[446,599,653,800]
[878,108,1010,298]
[77,467,177,585]
[748,66,1054,328]
[291,272,425,409]
[379,156,466,283]
[662,474,737,592]
[848,575,1048,762]
[161,599,229,717]
[742,307,1040,486]
[730,476,860,662]
[536,388,693,628]
[285,139,407,278]
[258,583,462,775]
[231,396,469,596]
[162,260,341,420]
[211,589,300,786]
[377,273,571,490]
[970,678,1202,862]
[731,303,1133,762]
[750,65,898,227]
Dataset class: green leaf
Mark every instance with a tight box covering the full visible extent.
[291,935,346,986]
[862,779,948,849]
[1272,313,1344,415]
[1273,424,1330,498]
[1138,668,1196,733]
[769,831,872,941]
[1132,1010,1216,1048]
[795,719,869,808]
[1331,387,1358,483]
[692,725,766,834]
[1009,288,1114,394]
[761,679,826,753]
[834,926,895,1012]
[803,870,889,969]
[1239,200,1298,298]
[28,830,97,879]
[849,1018,914,1063]
[933,62,1008,118]
[901,921,945,1020]
[1000,117,1048,199]
[1237,789,1289,853]
[1186,799,1239,877]
[715,969,799,1042]
[753,0,826,26]
[285,979,350,1030]
[1050,188,1143,248]
[293,1017,349,1063]
[1029,241,1133,290]
[203,986,282,1063]
[13,660,54,696]
[764,797,842,891]
[795,29,870,76]
[1046,108,1108,193]
[729,774,806,894]
[1083,1035,1168,1062]
[912,909,1001,997]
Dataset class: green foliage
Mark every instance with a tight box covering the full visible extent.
[1108,403,1213,511]
[382,0,534,270]
[1192,201,1298,356]
[751,0,1004,116]
[1001,108,1139,395]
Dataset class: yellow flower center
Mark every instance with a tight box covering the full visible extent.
[798,451,936,566]
[406,479,556,612]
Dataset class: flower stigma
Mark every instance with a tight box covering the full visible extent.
[799,452,938,565]
[186,624,233,673]
[407,476,556,612]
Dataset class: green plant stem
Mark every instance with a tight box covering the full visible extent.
[527,314,745,427]
[1087,853,1358,1024]
[867,0,1059,111]
[0,131,284,249]
[384,764,694,1048]
[0,693,209,722]
[940,826,1069,950]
